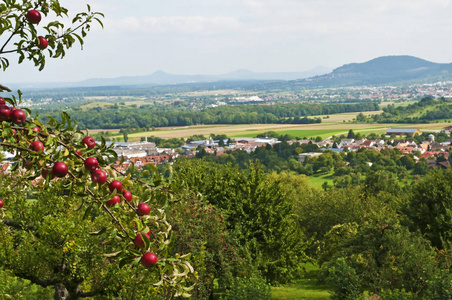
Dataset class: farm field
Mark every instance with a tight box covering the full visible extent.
[88,109,452,142]
[100,121,449,142]
[105,123,391,142]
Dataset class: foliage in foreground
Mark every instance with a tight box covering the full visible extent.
[173,159,309,284]
[0,107,196,298]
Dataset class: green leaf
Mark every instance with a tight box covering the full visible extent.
[135,218,143,232]
[140,232,150,250]
[83,205,93,220]
[119,256,135,269]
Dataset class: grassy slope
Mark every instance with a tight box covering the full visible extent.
[306,171,335,189]
[272,264,331,300]
[272,284,330,300]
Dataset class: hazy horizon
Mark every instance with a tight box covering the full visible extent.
[3,0,452,84]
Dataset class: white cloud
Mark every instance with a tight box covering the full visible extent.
[5,0,452,82]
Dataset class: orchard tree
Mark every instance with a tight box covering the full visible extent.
[405,168,452,249]
[0,1,195,299]
[173,159,309,283]
[0,0,103,76]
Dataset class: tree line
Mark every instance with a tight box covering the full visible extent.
[38,102,379,129]
[370,97,452,123]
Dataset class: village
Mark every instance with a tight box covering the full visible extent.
[2,126,452,174]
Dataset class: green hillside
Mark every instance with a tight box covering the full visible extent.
[294,55,452,87]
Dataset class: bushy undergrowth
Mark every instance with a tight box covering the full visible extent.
[222,277,272,300]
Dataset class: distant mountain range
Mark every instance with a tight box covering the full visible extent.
[9,66,331,89]
[9,55,452,91]
[294,55,452,87]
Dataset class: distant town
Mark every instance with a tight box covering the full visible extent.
[4,125,450,176]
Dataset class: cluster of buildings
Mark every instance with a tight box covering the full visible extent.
[1,127,452,173]
[297,127,452,169]
[294,83,452,102]
[106,137,280,171]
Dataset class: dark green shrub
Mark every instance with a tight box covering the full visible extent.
[327,257,362,300]
[377,289,414,299]
[426,271,452,300]
[222,277,272,300]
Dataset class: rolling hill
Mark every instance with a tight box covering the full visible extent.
[295,55,452,87]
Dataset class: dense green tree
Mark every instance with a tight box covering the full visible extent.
[398,155,415,170]
[356,112,366,122]
[294,186,377,258]
[173,160,308,283]
[166,199,250,298]
[363,170,401,198]
[325,220,439,298]
[405,168,452,249]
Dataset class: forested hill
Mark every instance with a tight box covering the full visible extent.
[370,97,452,123]
[38,102,378,129]
[291,55,452,87]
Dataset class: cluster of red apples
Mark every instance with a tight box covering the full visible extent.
[0,98,158,267]
[25,9,48,50]
[0,99,27,124]
[81,139,157,266]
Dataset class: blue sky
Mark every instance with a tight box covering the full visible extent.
[4,0,452,83]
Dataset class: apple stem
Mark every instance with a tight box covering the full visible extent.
[53,15,94,42]
[81,180,131,239]
[101,204,131,239]
[124,200,136,211]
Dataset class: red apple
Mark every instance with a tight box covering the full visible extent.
[82,136,96,149]
[134,232,150,248]
[41,168,54,180]
[36,36,49,50]
[105,195,121,207]
[91,169,107,185]
[140,252,158,267]
[109,180,123,193]
[30,140,44,152]
[84,157,99,171]
[0,199,3,208]
[26,10,41,24]
[10,109,26,124]
[36,36,48,50]
[76,149,82,156]
[0,101,10,121]
[52,162,68,178]
[137,203,150,216]
[122,190,133,202]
